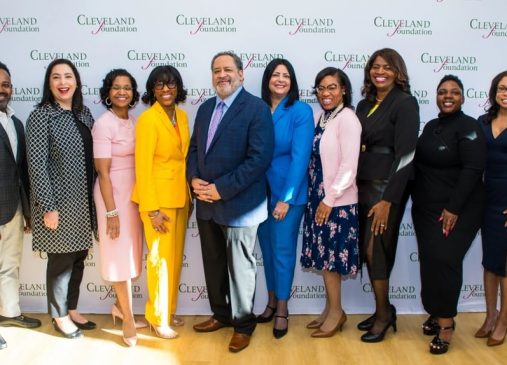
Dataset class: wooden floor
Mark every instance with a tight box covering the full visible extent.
[0,313,506,365]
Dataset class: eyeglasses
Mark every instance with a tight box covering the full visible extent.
[497,86,507,93]
[0,82,12,89]
[154,81,177,91]
[316,84,339,93]
[111,85,133,92]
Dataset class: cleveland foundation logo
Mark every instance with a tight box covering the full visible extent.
[86,282,143,300]
[413,89,430,106]
[324,51,369,70]
[11,85,41,104]
[236,52,285,69]
[373,16,432,37]
[299,88,318,105]
[461,283,485,300]
[420,52,478,72]
[0,16,39,33]
[363,283,417,300]
[179,283,208,301]
[470,18,507,39]
[76,14,137,34]
[82,84,101,104]
[176,14,237,34]
[127,50,187,70]
[466,87,490,109]
[30,49,90,68]
[290,285,326,299]
[275,15,335,35]
[188,88,216,105]
[19,282,46,297]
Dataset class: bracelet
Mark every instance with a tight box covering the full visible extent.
[148,210,160,219]
[105,209,119,218]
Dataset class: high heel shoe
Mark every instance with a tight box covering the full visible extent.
[52,318,83,339]
[256,305,276,323]
[273,313,288,339]
[306,319,323,329]
[112,304,148,329]
[429,321,455,354]
[123,335,137,347]
[487,327,507,347]
[311,311,347,338]
[360,312,397,343]
[148,323,178,339]
[475,310,498,338]
[357,304,396,331]
[170,314,185,327]
[422,315,439,336]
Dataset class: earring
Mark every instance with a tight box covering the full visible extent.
[129,100,137,108]
[105,97,112,106]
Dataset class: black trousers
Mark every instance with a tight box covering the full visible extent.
[46,250,88,318]
[197,219,258,335]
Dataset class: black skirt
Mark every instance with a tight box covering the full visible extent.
[357,179,410,280]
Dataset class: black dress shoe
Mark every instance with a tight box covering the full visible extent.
[357,304,396,331]
[256,305,276,323]
[361,311,397,343]
[52,319,83,339]
[0,333,6,350]
[71,320,96,330]
[273,313,288,339]
[0,315,41,328]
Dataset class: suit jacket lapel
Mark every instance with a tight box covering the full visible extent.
[0,122,15,161]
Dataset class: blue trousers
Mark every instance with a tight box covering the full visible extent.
[257,204,305,300]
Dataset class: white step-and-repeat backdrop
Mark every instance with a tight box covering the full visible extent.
[2,0,504,315]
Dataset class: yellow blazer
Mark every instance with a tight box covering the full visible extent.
[131,102,190,211]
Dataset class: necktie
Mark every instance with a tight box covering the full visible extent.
[206,101,225,152]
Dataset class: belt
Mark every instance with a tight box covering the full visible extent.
[360,145,394,154]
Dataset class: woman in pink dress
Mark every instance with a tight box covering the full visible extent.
[92,69,143,347]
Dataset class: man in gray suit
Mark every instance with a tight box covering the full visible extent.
[0,62,41,350]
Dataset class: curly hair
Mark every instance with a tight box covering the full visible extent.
[99,69,140,109]
[362,48,411,102]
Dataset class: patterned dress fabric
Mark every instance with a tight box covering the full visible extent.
[92,111,143,281]
[26,103,95,253]
[301,123,359,274]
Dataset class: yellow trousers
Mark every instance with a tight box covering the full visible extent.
[141,204,188,326]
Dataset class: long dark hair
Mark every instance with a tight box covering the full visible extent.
[485,70,507,122]
[313,67,353,109]
[362,48,411,102]
[39,59,84,114]
[261,58,300,108]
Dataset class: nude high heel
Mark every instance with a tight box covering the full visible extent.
[148,322,179,339]
[111,304,147,329]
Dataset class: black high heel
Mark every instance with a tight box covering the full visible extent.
[360,311,397,343]
[357,304,396,331]
[256,305,276,323]
[429,321,455,355]
[422,316,438,336]
[273,313,288,339]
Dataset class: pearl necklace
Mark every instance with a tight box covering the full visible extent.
[319,103,344,129]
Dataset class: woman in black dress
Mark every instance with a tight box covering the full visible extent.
[412,75,487,354]
[475,70,507,346]
[356,48,419,343]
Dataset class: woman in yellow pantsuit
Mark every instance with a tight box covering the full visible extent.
[131,65,191,339]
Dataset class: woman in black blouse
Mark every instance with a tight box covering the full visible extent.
[412,75,486,354]
[356,48,419,343]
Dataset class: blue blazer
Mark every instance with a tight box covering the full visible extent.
[187,88,274,226]
[267,98,314,206]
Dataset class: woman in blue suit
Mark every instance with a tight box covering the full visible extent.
[256,59,314,338]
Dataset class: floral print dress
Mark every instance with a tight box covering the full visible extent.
[300,123,359,274]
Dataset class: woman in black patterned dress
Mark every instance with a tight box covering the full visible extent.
[26,59,96,339]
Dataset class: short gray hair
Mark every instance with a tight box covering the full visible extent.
[210,51,243,71]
